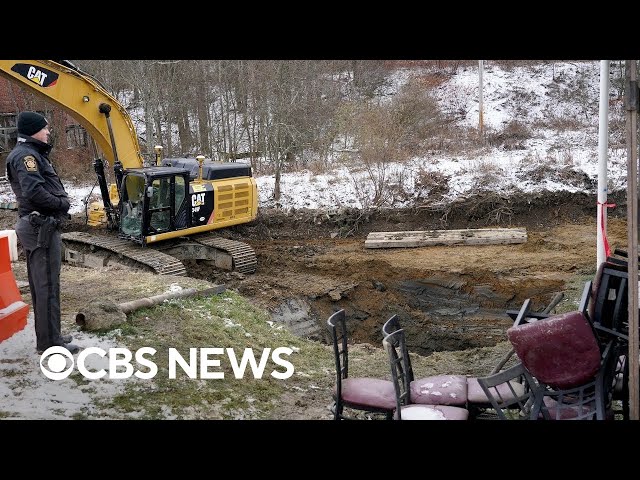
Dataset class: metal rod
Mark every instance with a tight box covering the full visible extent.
[99,103,120,166]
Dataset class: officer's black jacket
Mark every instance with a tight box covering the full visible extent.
[6,134,70,217]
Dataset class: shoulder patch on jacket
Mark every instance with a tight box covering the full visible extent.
[23,155,38,172]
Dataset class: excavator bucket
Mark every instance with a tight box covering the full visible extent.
[0,234,29,342]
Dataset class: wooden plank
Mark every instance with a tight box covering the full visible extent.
[364,228,527,249]
[625,59,639,420]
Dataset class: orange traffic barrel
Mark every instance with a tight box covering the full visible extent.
[0,235,29,342]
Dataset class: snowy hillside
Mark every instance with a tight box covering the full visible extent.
[256,61,626,211]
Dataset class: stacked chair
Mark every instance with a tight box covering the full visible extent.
[579,251,634,419]
[380,306,622,420]
[479,310,622,420]
[328,252,630,421]
[475,254,630,420]
[399,296,624,419]
[382,325,469,420]
[327,309,396,420]
[382,312,538,420]
[382,315,468,410]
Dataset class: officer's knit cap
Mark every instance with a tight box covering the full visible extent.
[17,111,48,136]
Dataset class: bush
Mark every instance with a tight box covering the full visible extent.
[486,120,532,150]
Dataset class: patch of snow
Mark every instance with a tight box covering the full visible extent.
[0,313,145,419]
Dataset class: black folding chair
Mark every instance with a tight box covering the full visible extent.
[327,309,395,420]
[383,328,469,420]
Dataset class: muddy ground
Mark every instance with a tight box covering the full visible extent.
[0,189,631,419]
[202,189,629,351]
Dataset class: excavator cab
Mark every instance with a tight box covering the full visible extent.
[118,167,190,244]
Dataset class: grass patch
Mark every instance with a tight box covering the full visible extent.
[79,288,526,419]
[96,290,334,419]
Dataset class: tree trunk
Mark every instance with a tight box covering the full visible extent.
[196,62,210,157]
[143,90,155,160]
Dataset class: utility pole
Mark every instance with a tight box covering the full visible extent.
[625,59,639,420]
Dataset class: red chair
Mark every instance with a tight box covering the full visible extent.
[0,235,29,342]
[382,328,469,420]
[507,310,620,420]
[327,309,396,420]
[382,315,468,408]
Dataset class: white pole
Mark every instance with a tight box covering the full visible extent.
[479,60,484,135]
[597,60,610,268]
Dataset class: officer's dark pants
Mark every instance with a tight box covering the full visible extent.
[15,217,64,351]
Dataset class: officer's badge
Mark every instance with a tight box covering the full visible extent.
[23,156,38,172]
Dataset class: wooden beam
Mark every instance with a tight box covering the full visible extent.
[365,228,527,249]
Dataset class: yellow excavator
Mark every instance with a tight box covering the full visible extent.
[0,60,258,275]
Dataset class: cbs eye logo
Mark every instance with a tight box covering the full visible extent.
[39,346,159,380]
[38,345,295,380]
[39,346,75,380]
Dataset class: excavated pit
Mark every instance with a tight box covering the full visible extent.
[206,192,630,356]
[196,257,569,356]
[267,273,565,356]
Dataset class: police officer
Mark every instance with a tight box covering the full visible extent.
[6,111,79,354]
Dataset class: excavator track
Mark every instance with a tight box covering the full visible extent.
[61,231,188,276]
[191,234,257,274]
[61,231,256,275]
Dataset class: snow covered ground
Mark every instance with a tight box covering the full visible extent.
[0,313,142,419]
[256,61,625,210]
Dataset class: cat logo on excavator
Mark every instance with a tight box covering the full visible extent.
[10,63,58,88]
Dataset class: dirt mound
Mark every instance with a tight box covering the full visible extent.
[231,189,626,243]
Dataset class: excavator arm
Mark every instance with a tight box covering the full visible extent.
[0,60,144,169]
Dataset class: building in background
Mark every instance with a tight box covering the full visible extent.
[0,77,91,177]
